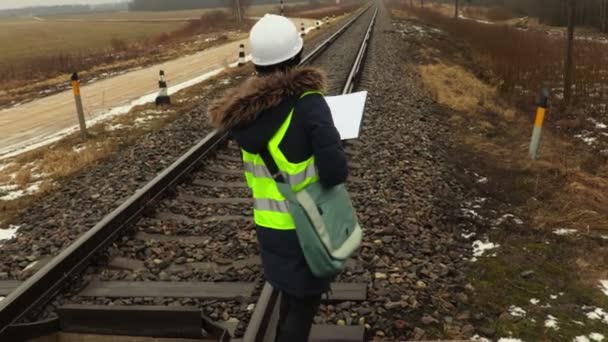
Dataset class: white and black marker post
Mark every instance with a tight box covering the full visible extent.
[316,20,321,30]
[238,43,246,66]
[155,70,170,106]
[301,22,306,36]
[280,0,284,15]
[529,88,549,160]
[71,72,88,140]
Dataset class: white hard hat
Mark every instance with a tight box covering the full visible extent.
[250,14,304,66]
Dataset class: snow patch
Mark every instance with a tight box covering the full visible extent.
[72,145,86,153]
[494,213,523,226]
[553,228,578,236]
[0,182,41,201]
[0,225,19,242]
[134,115,161,126]
[544,315,559,330]
[0,163,15,172]
[600,280,608,297]
[585,307,608,324]
[550,294,558,300]
[471,239,499,261]
[588,118,607,129]
[105,123,127,131]
[508,305,526,317]
[589,333,605,341]
[461,208,481,219]
[575,337,591,342]
[530,298,540,305]
[497,338,524,342]
[574,131,598,145]
[462,232,476,239]
[458,14,495,25]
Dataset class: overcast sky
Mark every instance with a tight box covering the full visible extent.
[0,0,124,10]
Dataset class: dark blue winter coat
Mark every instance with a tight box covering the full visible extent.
[208,67,348,296]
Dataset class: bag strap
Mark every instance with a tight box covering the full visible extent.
[259,91,324,184]
[260,148,285,183]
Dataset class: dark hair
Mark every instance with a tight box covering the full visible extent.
[254,48,303,75]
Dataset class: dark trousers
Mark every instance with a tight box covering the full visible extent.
[275,292,322,342]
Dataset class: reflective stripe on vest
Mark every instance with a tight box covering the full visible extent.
[242,91,323,230]
[243,161,317,187]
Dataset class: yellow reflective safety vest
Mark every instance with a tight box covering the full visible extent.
[241,92,322,230]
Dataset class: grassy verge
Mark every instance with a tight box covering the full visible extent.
[389,8,608,341]
[387,1,608,118]
[0,63,255,226]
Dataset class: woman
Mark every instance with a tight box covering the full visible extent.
[208,14,348,342]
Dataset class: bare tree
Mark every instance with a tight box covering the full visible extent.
[601,0,608,33]
[231,0,251,24]
[563,0,576,105]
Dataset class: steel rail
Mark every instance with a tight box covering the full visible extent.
[0,4,377,340]
[301,4,372,65]
[342,7,378,95]
[242,6,379,342]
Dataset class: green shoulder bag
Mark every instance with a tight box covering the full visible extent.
[260,148,362,278]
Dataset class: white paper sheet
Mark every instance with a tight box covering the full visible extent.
[325,91,367,140]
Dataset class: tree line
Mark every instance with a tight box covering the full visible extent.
[0,5,89,17]
[468,0,608,32]
[128,0,307,11]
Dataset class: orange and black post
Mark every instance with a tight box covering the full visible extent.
[529,88,549,160]
[71,72,88,140]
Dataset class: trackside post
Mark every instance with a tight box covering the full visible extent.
[529,88,549,160]
[71,73,88,140]
[155,70,171,106]
[238,44,246,66]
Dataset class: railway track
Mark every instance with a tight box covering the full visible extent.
[0,4,378,342]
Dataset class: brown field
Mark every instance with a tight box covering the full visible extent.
[0,3,350,107]
[0,10,250,108]
[45,4,308,21]
[0,19,183,69]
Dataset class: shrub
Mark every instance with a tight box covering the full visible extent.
[111,38,129,52]
[388,1,608,114]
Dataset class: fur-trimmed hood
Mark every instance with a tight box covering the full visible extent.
[208,67,327,130]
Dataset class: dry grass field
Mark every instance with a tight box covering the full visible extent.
[0,10,249,108]
[0,2,329,71]
[0,19,183,68]
[46,8,228,21]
